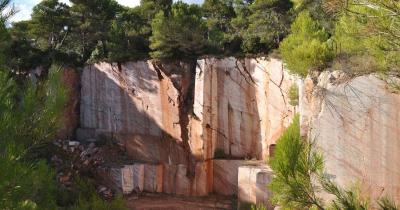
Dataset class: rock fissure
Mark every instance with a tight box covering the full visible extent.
[234,60,255,85]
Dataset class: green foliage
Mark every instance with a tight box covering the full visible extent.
[107,7,150,62]
[241,0,293,54]
[331,1,400,75]
[67,178,127,210]
[30,0,71,51]
[0,66,67,148]
[70,0,122,62]
[322,180,369,210]
[378,197,398,210]
[0,64,126,209]
[202,0,237,53]
[72,195,126,210]
[150,2,208,59]
[288,83,299,106]
[0,0,12,66]
[0,65,66,209]
[280,11,333,77]
[269,115,325,210]
[250,204,267,210]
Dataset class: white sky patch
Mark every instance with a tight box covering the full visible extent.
[117,0,141,7]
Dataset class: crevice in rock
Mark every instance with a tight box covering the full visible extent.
[238,59,256,84]
[152,60,198,179]
[268,63,287,106]
[151,60,165,80]
[234,60,255,86]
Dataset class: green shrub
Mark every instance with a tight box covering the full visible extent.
[250,204,267,210]
[72,194,127,210]
[378,197,398,210]
[280,11,333,77]
[288,84,299,106]
[269,115,325,210]
[0,65,66,210]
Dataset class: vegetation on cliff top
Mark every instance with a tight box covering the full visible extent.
[1,0,398,79]
[280,0,400,77]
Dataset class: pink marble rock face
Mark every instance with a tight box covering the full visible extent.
[301,72,400,204]
[80,58,297,163]
[79,58,298,199]
[80,61,187,140]
[192,57,297,161]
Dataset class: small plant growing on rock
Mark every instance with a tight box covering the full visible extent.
[288,84,299,106]
[214,148,227,159]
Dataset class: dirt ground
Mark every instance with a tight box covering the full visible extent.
[125,193,235,210]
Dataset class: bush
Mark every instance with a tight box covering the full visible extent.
[0,65,66,210]
[280,11,333,77]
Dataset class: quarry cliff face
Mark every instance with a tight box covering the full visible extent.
[76,57,296,204]
[78,57,297,163]
[300,72,400,203]
[71,57,400,206]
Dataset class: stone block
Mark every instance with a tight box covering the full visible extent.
[213,160,248,196]
[144,164,163,193]
[238,165,274,210]
[121,165,134,194]
[175,164,191,196]
[192,161,213,196]
[132,164,145,192]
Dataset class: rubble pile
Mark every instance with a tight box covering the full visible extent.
[51,139,114,200]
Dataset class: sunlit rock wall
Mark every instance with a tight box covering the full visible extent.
[78,57,298,198]
[80,61,191,140]
[300,72,400,203]
[191,57,298,161]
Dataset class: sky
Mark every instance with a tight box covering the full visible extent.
[10,0,203,22]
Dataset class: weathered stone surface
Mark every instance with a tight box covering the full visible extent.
[79,58,298,198]
[144,164,163,193]
[192,57,297,160]
[80,61,193,140]
[213,160,247,196]
[192,161,213,196]
[238,165,274,209]
[115,133,188,165]
[301,72,400,203]
[121,165,134,194]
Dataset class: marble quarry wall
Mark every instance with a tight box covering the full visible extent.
[74,56,400,206]
[300,72,400,204]
[77,57,297,201]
